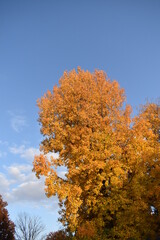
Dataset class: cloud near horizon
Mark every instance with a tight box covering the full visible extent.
[0,144,61,211]
[1,163,59,211]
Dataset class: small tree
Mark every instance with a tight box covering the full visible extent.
[0,194,15,240]
[15,212,45,240]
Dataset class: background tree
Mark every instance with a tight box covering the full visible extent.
[33,68,160,239]
[130,102,160,239]
[0,194,15,240]
[15,212,45,240]
[46,230,69,240]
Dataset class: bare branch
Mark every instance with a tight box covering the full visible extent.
[15,212,45,240]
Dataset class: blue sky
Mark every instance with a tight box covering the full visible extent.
[0,0,160,237]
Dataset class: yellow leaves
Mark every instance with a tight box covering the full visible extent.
[45,170,58,197]
[33,154,51,178]
[33,68,160,238]
[34,68,131,231]
[64,185,83,231]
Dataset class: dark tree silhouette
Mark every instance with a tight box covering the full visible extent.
[46,230,69,240]
[15,212,45,240]
[0,194,15,240]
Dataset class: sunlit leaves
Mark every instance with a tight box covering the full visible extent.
[33,68,160,239]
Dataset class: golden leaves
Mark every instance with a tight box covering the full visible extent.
[33,154,51,178]
[33,68,160,238]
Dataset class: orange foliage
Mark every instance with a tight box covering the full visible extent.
[33,68,160,239]
[76,221,96,239]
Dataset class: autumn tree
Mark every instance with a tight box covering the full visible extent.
[46,230,69,240]
[129,102,160,239]
[0,194,15,240]
[33,68,160,239]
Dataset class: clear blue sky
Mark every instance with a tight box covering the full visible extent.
[0,0,160,237]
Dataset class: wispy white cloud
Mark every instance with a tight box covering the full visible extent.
[0,173,10,194]
[9,145,59,162]
[8,111,27,132]
[9,145,25,155]
[9,145,40,161]
[1,143,59,209]
[0,140,8,146]
[8,180,46,203]
[7,164,32,182]
[2,164,53,206]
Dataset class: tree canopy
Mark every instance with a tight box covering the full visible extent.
[33,68,160,239]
